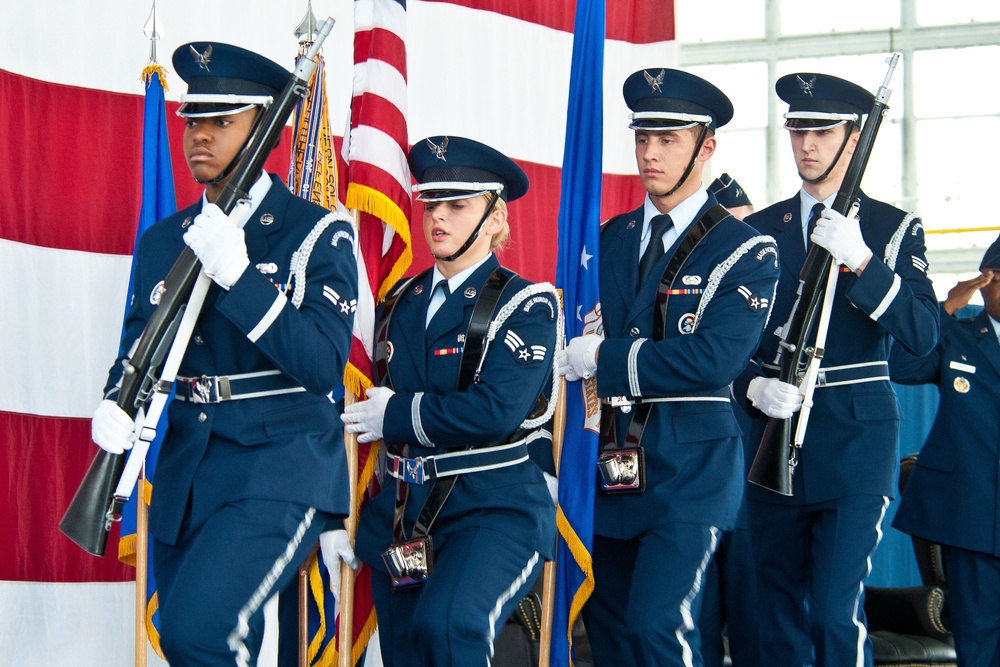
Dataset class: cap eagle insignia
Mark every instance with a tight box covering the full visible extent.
[189,44,213,72]
[796,74,817,97]
[644,69,666,93]
[426,136,449,161]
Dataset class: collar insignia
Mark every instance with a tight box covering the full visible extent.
[259,213,274,226]
[189,44,213,73]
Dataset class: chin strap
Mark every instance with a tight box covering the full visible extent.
[432,193,501,263]
[194,109,268,186]
[799,127,853,185]
[654,125,709,198]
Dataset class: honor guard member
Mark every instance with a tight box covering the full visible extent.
[890,236,1000,667]
[709,172,755,222]
[559,68,780,667]
[737,72,939,666]
[340,136,558,666]
[700,173,762,667]
[88,42,358,666]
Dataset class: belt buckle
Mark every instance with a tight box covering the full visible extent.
[396,456,427,484]
[186,376,215,403]
[607,395,632,414]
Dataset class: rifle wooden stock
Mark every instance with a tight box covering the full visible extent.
[748,54,900,496]
[59,19,335,556]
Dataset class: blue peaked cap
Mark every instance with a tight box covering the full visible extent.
[777,73,873,130]
[623,68,733,131]
[408,136,529,202]
[172,42,289,117]
[709,173,753,209]
[981,234,1000,270]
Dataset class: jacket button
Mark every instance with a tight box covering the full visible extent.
[198,412,207,423]
[630,327,640,338]
[194,336,205,345]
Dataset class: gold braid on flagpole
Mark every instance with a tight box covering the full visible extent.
[140,64,168,90]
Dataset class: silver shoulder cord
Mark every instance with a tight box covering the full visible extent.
[476,282,564,429]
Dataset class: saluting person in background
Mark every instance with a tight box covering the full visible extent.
[560,68,779,666]
[737,72,939,666]
[891,236,1000,667]
[88,43,358,665]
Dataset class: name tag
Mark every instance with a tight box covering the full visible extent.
[949,360,976,373]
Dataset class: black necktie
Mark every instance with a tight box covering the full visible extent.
[638,214,672,285]
[806,203,825,249]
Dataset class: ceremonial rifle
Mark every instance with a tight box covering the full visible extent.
[59,19,336,556]
[747,53,900,496]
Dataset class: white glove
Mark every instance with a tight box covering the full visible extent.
[92,400,143,455]
[341,386,395,443]
[746,377,803,419]
[183,202,250,289]
[542,472,559,505]
[811,208,872,272]
[319,529,360,603]
[557,334,603,381]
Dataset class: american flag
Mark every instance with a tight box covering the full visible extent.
[335,0,414,663]
[343,0,413,399]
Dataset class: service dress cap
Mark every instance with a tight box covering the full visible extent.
[777,72,874,131]
[980,234,1000,271]
[623,68,733,131]
[173,42,290,118]
[408,136,529,203]
[709,172,752,209]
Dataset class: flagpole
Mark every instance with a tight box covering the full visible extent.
[338,392,359,667]
[135,469,149,667]
[134,7,158,665]
[539,318,568,667]
[537,405,564,664]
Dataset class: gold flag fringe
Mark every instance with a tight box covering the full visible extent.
[140,64,168,90]
[556,505,595,667]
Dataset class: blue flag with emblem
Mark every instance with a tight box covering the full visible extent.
[117,64,177,660]
[553,0,604,664]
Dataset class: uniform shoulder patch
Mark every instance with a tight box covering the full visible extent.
[737,285,769,313]
[504,330,547,364]
[323,285,357,317]
[522,294,556,319]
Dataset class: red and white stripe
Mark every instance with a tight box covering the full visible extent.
[0,1,671,664]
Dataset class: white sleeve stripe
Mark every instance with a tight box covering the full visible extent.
[871,274,901,321]
[247,292,288,342]
[628,339,646,396]
[413,392,434,447]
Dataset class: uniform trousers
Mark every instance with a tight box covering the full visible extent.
[153,498,326,667]
[746,494,888,667]
[583,523,720,667]
[370,525,543,667]
[944,545,1000,667]
[698,520,758,667]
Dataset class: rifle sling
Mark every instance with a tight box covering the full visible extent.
[378,269,515,542]
[601,204,732,454]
